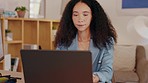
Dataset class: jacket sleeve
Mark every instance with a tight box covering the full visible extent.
[93,46,114,83]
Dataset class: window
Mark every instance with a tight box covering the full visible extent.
[29,0,45,18]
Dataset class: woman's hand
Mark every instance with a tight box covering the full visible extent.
[93,74,99,83]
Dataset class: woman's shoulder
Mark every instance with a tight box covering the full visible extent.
[56,46,68,50]
[102,37,115,50]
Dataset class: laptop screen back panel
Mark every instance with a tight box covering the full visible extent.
[21,50,93,83]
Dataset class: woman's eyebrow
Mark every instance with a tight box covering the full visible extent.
[83,11,90,13]
[73,11,90,13]
[73,11,78,13]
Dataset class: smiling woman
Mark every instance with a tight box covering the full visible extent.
[55,0,117,82]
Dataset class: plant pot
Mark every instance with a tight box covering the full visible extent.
[6,33,13,41]
[17,11,26,18]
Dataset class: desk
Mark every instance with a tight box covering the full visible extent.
[0,70,24,83]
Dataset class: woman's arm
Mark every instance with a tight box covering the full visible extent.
[93,46,114,82]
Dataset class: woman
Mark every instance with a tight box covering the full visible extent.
[55,0,117,82]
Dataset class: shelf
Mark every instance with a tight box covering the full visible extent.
[39,21,51,50]
[1,17,60,71]
[24,21,37,44]
[5,40,23,44]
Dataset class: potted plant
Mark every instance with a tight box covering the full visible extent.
[15,6,28,18]
[5,29,11,34]
[5,29,13,41]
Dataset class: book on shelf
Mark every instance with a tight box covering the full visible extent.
[24,44,38,50]
[4,54,11,71]
[4,54,19,71]
[11,57,19,72]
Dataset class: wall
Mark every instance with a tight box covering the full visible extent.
[45,0,62,20]
[0,0,29,18]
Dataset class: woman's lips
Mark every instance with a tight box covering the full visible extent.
[77,24,85,27]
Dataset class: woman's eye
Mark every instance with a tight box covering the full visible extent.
[73,14,78,16]
[83,14,88,16]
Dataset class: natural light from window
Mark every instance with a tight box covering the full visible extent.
[30,0,43,18]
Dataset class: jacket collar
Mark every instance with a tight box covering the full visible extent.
[68,35,99,63]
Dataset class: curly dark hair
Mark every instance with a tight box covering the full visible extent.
[55,0,117,49]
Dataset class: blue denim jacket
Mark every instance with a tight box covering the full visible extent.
[56,35,114,83]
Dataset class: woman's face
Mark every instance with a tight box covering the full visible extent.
[72,2,92,32]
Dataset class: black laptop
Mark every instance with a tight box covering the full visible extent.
[20,50,93,83]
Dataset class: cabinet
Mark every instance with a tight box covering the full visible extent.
[0,18,59,72]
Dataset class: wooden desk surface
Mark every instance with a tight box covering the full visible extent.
[0,70,24,83]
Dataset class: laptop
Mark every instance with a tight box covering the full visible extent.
[20,50,93,83]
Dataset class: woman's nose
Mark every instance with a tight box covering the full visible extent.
[78,15,84,22]
[78,20,84,23]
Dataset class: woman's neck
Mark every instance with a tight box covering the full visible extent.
[78,31,90,50]
[78,31,90,42]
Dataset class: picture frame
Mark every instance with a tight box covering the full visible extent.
[117,0,148,16]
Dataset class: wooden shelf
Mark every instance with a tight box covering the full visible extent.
[0,17,59,71]
[5,40,22,44]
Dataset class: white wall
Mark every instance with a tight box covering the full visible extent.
[45,0,62,20]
